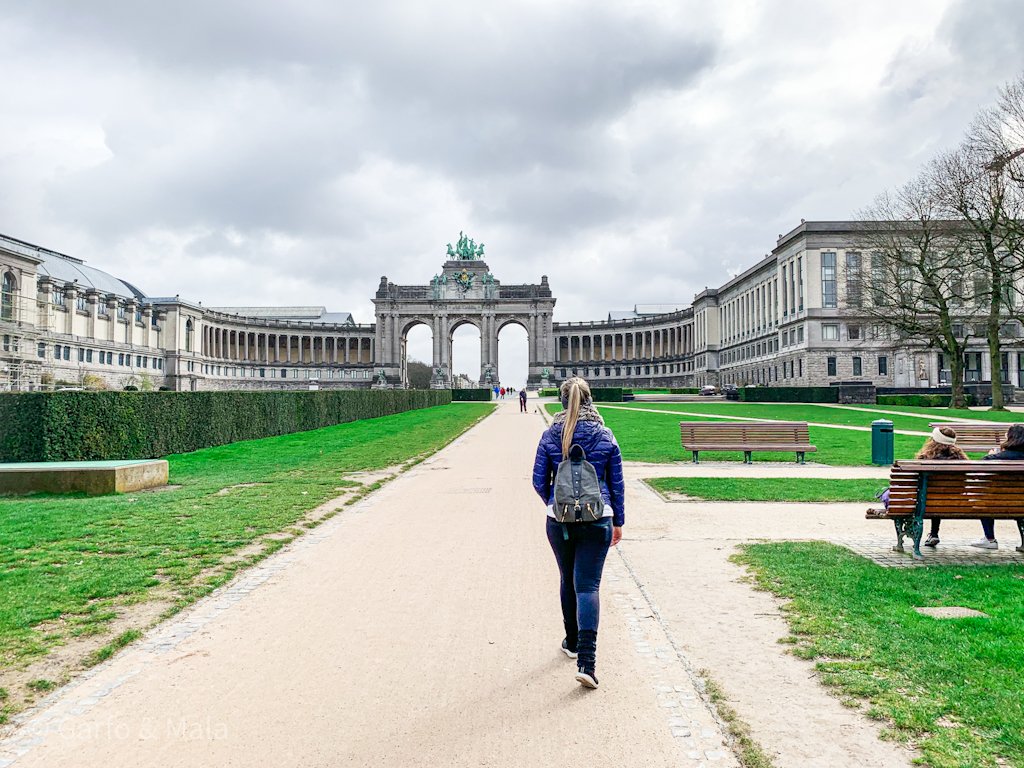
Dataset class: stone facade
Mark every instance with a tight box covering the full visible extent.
[3,222,1022,393]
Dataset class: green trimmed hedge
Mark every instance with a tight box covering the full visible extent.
[537,387,622,402]
[877,394,975,408]
[739,386,839,403]
[451,388,492,401]
[0,390,452,462]
[591,387,623,402]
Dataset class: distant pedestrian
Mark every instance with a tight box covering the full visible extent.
[519,387,528,413]
[532,376,624,689]
[500,386,506,399]
[493,385,499,400]
[972,424,1024,551]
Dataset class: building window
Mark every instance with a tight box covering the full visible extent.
[52,288,65,307]
[98,302,109,316]
[78,348,85,362]
[185,319,194,352]
[852,356,862,377]
[53,344,61,359]
[848,325,861,340]
[117,305,126,320]
[136,355,143,367]
[797,326,804,343]
[86,349,93,363]
[37,342,46,358]
[827,356,837,377]
[878,356,888,376]
[821,252,837,308]
[822,324,839,341]
[846,252,861,307]
[797,256,804,310]
[135,309,143,323]
[1,271,15,321]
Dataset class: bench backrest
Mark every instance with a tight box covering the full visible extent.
[887,459,1024,518]
[679,421,811,445]
[928,422,1009,451]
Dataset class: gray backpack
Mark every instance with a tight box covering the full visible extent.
[552,444,605,523]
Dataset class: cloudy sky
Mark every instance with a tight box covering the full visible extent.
[2,1,1023,384]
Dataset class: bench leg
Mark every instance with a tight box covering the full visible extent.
[1017,519,1024,549]
[796,452,805,464]
[692,451,699,464]
[744,451,752,464]
[910,517,925,560]
[892,519,907,553]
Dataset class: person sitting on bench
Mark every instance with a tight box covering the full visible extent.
[972,424,1024,551]
[919,426,968,548]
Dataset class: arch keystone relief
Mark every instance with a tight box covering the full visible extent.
[373,241,556,389]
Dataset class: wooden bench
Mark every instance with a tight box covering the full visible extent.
[928,422,1009,453]
[866,459,1024,558]
[679,421,817,464]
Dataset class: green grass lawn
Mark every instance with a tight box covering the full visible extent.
[646,477,887,502]
[737,542,1024,768]
[0,402,492,721]
[553,401,1015,465]
[546,402,926,465]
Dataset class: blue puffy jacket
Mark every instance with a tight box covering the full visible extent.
[533,419,625,526]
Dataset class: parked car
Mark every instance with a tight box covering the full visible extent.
[699,385,717,396]
[723,384,740,401]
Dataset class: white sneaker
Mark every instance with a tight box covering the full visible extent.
[969,538,998,550]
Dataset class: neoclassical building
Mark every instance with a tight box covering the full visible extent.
[1,223,1019,392]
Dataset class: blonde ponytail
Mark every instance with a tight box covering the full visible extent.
[560,377,592,458]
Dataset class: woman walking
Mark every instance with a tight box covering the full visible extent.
[532,377,624,689]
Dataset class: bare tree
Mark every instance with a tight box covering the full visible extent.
[930,143,1024,409]
[849,175,972,408]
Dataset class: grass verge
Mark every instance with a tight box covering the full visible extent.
[701,671,777,768]
[0,402,493,723]
[735,541,1024,768]
[646,477,887,503]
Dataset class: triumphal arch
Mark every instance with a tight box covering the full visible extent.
[372,234,557,388]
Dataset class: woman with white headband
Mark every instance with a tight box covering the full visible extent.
[917,426,967,548]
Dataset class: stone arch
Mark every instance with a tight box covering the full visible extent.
[399,317,434,389]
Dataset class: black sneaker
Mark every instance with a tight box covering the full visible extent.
[575,666,599,689]
[561,638,578,659]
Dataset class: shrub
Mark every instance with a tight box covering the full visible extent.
[0,390,452,462]
[739,386,839,403]
[451,388,491,402]
[590,388,623,402]
[877,394,975,407]
[539,388,560,397]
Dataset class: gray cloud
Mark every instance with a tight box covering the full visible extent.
[1,0,1023,384]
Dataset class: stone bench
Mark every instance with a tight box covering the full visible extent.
[0,460,169,496]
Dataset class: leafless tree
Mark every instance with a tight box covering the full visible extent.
[929,142,1024,409]
[849,174,972,408]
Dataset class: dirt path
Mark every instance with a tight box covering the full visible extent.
[0,402,735,768]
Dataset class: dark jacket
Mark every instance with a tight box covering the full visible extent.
[532,419,625,526]
[983,448,1024,461]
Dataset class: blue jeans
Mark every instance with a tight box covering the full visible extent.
[545,517,612,636]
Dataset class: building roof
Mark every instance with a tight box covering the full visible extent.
[0,233,146,299]
[607,304,688,322]
[209,306,355,325]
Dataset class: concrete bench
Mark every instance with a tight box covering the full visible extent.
[679,421,816,464]
[866,459,1024,558]
[0,460,169,496]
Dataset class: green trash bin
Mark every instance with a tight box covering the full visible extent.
[871,419,894,465]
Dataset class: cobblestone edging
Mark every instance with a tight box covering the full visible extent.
[607,548,739,767]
